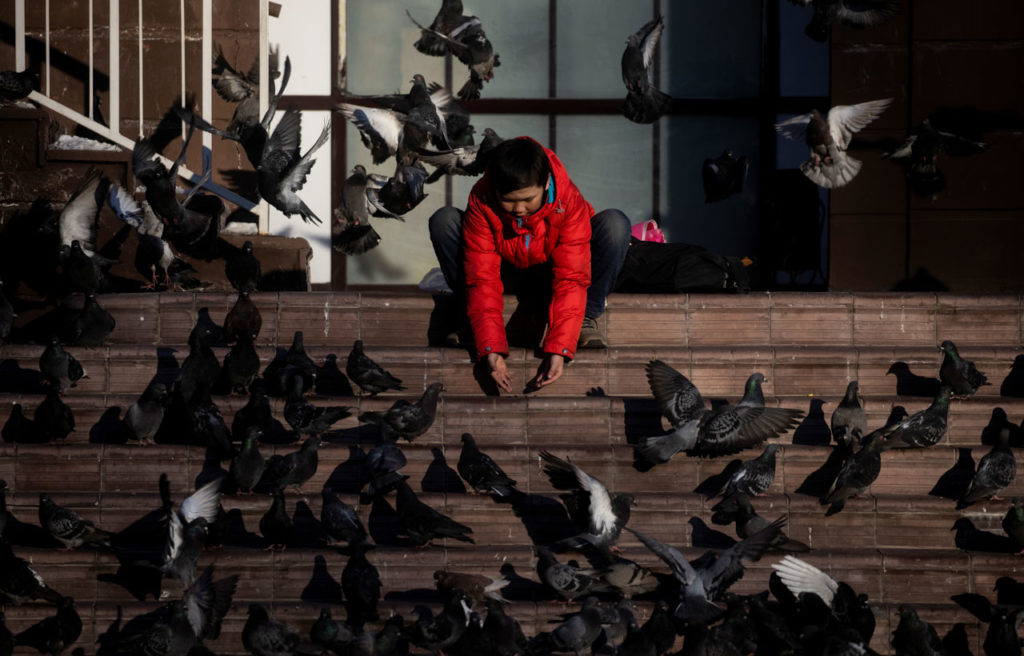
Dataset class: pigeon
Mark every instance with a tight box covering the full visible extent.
[831,380,867,452]
[320,487,368,546]
[66,293,115,346]
[38,493,112,549]
[284,376,351,437]
[539,450,634,553]
[223,291,262,344]
[364,440,409,498]
[176,324,222,407]
[341,545,381,630]
[260,435,323,494]
[225,240,262,294]
[879,386,952,450]
[639,602,675,656]
[58,239,108,296]
[627,517,785,623]
[457,432,518,497]
[883,118,990,196]
[230,428,266,494]
[788,0,900,42]
[331,166,388,256]
[0,280,15,344]
[358,382,444,441]
[242,604,300,656]
[0,540,63,605]
[535,545,601,601]
[211,42,281,137]
[231,382,274,443]
[418,127,504,183]
[258,107,331,224]
[728,495,810,552]
[822,432,885,515]
[371,158,431,217]
[33,389,75,443]
[434,570,509,608]
[621,16,672,124]
[346,340,405,396]
[530,596,605,656]
[720,443,779,498]
[939,340,990,397]
[395,479,474,546]
[263,330,317,396]
[397,73,452,151]
[57,167,109,263]
[775,98,892,188]
[186,388,236,461]
[259,491,295,550]
[891,604,944,656]
[161,477,222,585]
[1004,500,1024,555]
[957,429,1016,510]
[107,183,197,290]
[404,589,472,655]
[0,67,38,102]
[637,366,803,462]
[224,335,260,394]
[482,598,528,656]
[39,338,87,393]
[310,608,353,656]
[951,591,1024,656]
[702,149,749,203]
[13,595,81,655]
[334,104,405,165]
[2,403,42,444]
[407,2,500,101]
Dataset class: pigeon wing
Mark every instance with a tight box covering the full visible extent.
[774,113,813,142]
[59,168,104,253]
[638,16,664,74]
[771,555,839,607]
[701,516,785,597]
[263,108,303,169]
[645,359,705,427]
[827,98,892,150]
[278,120,331,195]
[626,527,697,586]
[180,477,223,524]
[213,44,255,102]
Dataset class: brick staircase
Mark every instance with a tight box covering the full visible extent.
[1,291,1023,654]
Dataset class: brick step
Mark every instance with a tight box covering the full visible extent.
[6,292,1024,349]
[0,547,1003,655]
[2,388,1021,450]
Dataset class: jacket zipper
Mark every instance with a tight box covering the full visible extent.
[517,217,530,253]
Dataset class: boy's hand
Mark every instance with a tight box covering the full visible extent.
[526,354,565,392]
[486,352,514,393]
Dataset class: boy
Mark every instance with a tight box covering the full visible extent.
[428,137,631,393]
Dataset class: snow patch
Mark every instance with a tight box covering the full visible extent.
[49,134,121,152]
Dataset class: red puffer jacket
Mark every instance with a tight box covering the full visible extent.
[463,137,594,360]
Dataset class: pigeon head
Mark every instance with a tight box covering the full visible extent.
[242,241,254,255]
[247,603,270,621]
[934,386,953,406]
[939,340,959,356]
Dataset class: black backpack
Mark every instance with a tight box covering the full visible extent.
[614,238,751,294]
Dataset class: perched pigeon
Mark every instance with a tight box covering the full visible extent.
[358,382,444,441]
[891,604,944,656]
[702,149,749,203]
[161,477,222,586]
[186,388,235,461]
[225,240,262,293]
[39,338,87,393]
[621,16,672,124]
[223,291,262,344]
[789,0,900,42]
[434,570,508,608]
[320,487,368,546]
[341,545,381,630]
[263,330,317,397]
[0,280,15,344]
[404,588,472,655]
[637,366,803,462]
[831,380,867,452]
[482,598,529,656]
[883,118,990,196]
[58,239,107,296]
[457,432,517,497]
[418,127,504,183]
[729,495,810,552]
[775,98,892,188]
[364,440,409,498]
[242,604,300,656]
[346,340,405,396]
[258,107,331,224]
[539,450,634,553]
[721,443,779,498]
[176,324,222,407]
[310,608,353,656]
[951,591,1024,656]
[822,433,885,515]
[124,382,168,446]
[1004,500,1024,555]
[879,386,952,450]
[0,539,63,605]
[407,2,500,101]
[230,428,266,494]
[627,517,784,623]
[957,429,1016,510]
[231,382,274,442]
[224,335,260,394]
[283,376,351,437]
[395,479,474,546]
[259,491,295,550]
[33,389,75,443]
[939,340,989,397]
[38,494,112,549]
[66,293,115,346]
[260,435,323,494]
[13,595,81,655]
[0,67,38,102]
[535,546,600,602]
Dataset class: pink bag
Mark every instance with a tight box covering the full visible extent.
[631,219,665,243]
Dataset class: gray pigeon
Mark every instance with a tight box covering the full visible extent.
[39,338,87,393]
[320,487,368,546]
[260,435,323,494]
[891,604,944,656]
[407,1,500,101]
[211,42,280,137]
[65,292,115,347]
[535,546,600,602]
[358,382,444,441]
[242,604,300,656]
[879,386,952,450]
[621,16,672,124]
[334,104,405,165]
[125,382,168,445]
[957,429,1016,510]
[331,166,387,256]
[1004,500,1024,555]
[775,98,891,188]
[644,359,706,427]
[230,429,266,494]
[258,107,331,224]
[309,607,353,656]
[831,380,867,452]
[418,127,504,182]
[341,545,381,630]
[457,432,517,497]
[939,340,990,397]
[951,591,1024,656]
[0,67,38,102]
[223,291,262,344]
[283,375,351,437]
[883,118,990,196]
[259,491,295,551]
[108,183,196,290]
[346,340,405,396]
[730,494,810,552]
[822,433,885,516]
[789,0,899,42]
[38,494,112,549]
[721,443,779,498]
[531,596,604,656]
[161,477,222,585]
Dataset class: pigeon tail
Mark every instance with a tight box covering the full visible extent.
[802,150,862,188]
[622,87,672,124]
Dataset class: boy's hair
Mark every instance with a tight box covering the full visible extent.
[487,138,551,195]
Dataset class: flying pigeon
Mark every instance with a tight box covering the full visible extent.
[242,604,300,656]
[418,127,504,183]
[0,67,39,102]
[58,167,116,271]
[457,432,518,497]
[358,382,444,441]
[108,183,197,290]
[434,570,509,608]
[258,107,331,224]
[331,166,392,256]
[879,386,952,450]
[821,432,885,515]
[395,479,474,546]
[883,118,989,196]
[225,241,262,294]
[407,1,501,101]
[539,450,634,553]
[702,149,749,203]
[788,0,899,42]
[38,493,112,549]
[370,158,431,217]
[211,42,281,137]
[775,98,892,188]
[346,340,405,396]
[320,487,368,546]
[38,338,87,393]
[335,103,406,165]
[621,16,672,124]
[161,477,223,585]
[831,380,867,452]
[957,429,1016,510]
[939,340,990,397]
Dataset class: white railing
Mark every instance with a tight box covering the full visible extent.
[12,0,271,232]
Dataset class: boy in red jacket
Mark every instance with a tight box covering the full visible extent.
[429,137,631,393]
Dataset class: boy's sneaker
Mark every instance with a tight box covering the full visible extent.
[577,316,606,349]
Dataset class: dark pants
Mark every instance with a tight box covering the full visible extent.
[428,206,632,318]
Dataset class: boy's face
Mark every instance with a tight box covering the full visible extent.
[497,184,545,219]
